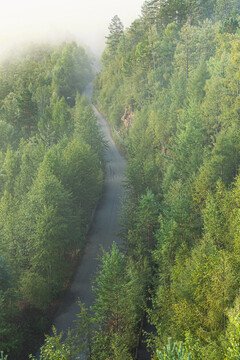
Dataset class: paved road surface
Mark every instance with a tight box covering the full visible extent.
[52,89,126,335]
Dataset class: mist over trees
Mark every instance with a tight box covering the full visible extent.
[0,42,105,359]
[2,0,240,359]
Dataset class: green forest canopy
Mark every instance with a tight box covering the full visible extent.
[0,42,105,359]
[3,0,240,359]
[92,0,240,359]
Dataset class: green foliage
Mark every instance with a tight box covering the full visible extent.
[0,42,103,358]
[4,0,240,358]
[221,16,240,33]
[0,293,22,357]
[34,241,148,360]
[0,121,15,152]
[224,296,240,359]
[106,15,124,55]
[70,300,92,356]
[90,242,150,358]
[74,95,106,158]
[0,255,11,292]
[156,338,191,360]
[136,189,159,250]
[29,327,71,360]
[52,42,92,105]
[95,2,240,359]
[0,351,8,360]
[91,242,126,331]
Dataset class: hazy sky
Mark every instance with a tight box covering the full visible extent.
[0,0,144,57]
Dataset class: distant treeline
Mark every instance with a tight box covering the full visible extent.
[92,0,240,359]
[0,42,105,359]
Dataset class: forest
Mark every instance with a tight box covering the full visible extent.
[2,0,240,359]
[0,42,105,359]
[92,0,240,359]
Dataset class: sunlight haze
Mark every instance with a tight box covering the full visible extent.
[0,0,144,58]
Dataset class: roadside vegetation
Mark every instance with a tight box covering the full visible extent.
[2,0,240,359]
[0,42,105,359]
[93,0,240,358]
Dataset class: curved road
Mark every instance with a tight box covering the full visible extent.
[52,89,126,335]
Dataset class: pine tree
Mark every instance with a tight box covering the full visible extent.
[106,15,124,55]
[91,242,126,332]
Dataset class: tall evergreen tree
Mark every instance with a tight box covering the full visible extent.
[106,15,124,54]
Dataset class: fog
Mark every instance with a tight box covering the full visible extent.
[0,0,144,59]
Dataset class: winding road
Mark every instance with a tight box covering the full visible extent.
[52,85,127,337]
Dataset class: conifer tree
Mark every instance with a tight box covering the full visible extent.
[91,242,126,333]
[106,15,124,54]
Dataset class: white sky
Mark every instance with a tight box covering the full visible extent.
[0,0,144,58]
